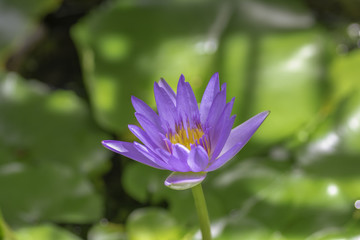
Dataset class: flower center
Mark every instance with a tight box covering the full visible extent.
[165,123,211,155]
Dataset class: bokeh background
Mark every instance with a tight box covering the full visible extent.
[1,0,360,239]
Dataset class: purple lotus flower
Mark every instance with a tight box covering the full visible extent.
[102,73,269,190]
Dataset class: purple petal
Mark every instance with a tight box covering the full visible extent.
[154,82,177,129]
[220,82,226,92]
[208,98,235,147]
[128,124,157,148]
[187,146,209,172]
[131,96,161,129]
[200,73,220,124]
[135,113,166,148]
[102,140,165,169]
[170,144,192,172]
[176,74,199,127]
[154,147,172,165]
[165,171,207,190]
[205,89,226,128]
[158,78,176,104]
[133,142,170,170]
[206,111,270,171]
[210,115,236,161]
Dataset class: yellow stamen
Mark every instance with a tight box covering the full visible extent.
[166,123,211,155]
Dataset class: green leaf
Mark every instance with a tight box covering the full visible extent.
[127,208,183,240]
[0,164,103,225]
[88,221,126,240]
[15,224,81,240]
[330,50,360,102]
[122,163,170,203]
[0,73,110,225]
[233,30,324,143]
[72,3,219,133]
[0,211,16,240]
[0,72,110,176]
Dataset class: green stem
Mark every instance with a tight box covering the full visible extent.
[191,183,212,240]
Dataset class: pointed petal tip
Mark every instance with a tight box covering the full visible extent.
[165,172,207,190]
[101,140,123,151]
[158,77,167,85]
[101,140,112,147]
[260,110,271,119]
[209,72,219,85]
[101,140,131,155]
[131,95,140,104]
[211,72,219,79]
[179,74,185,82]
[127,124,137,132]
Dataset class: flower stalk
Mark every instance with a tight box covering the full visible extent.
[192,183,211,240]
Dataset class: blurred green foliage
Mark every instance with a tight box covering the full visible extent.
[0,0,360,239]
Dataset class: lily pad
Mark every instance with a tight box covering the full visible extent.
[88,221,126,240]
[72,3,221,133]
[0,211,16,240]
[127,207,183,240]
[15,224,81,240]
[0,73,110,225]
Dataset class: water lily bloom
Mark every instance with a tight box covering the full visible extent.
[102,73,269,190]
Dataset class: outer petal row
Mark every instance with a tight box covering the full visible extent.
[208,97,235,160]
[102,140,166,170]
[135,113,165,148]
[103,139,210,173]
[206,111,270,171]
[131,96,162,130]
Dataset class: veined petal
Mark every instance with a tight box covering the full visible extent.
[154,147,172,165]
[208,98,235,149]
[133,142,170,170]
[135,113,166,148]
[176,74,199,127]
[154,82,177,129]
[220,82,227,92]
[210,115,236,161]
[221,111,270,155]
[206,111,270,171]
[205,142,242,172]
[128,124,157,149]
[158,78,176,104]
[165,172,207,190]
[205,89,227,128]
[131,96,161,129]
[170,144,192,172]
[200,72,220,124]
[102,140,165,170]
[187,146,209,172]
